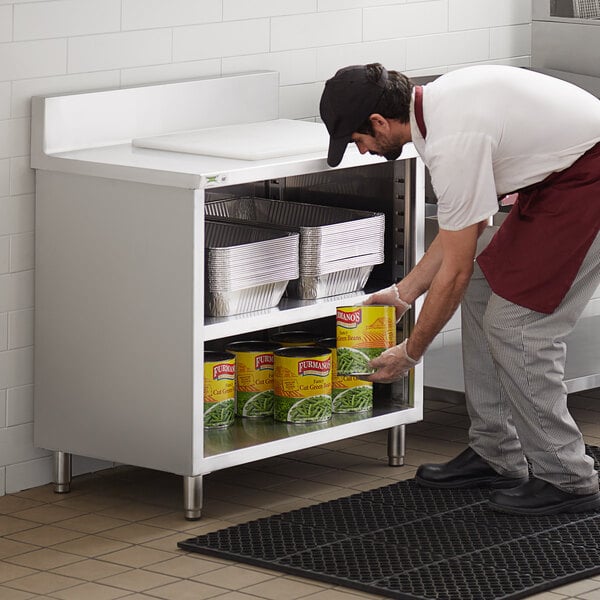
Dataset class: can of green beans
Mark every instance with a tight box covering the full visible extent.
[318,338,373,413]
[270,331,318,347]
[336,305,396,375]
[273,346,332,423]
[203,351,235,429]
[225,341,280,418]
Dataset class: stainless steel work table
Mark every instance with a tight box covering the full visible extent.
[31,72,426,519]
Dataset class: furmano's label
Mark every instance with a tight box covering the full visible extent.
[336,308,362,328]
[297,358,331,377]
[204,360,235,404]
[212,363,235,381]
[254,353,274,370]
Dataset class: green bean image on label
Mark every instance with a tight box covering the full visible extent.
[273,346,332,423]
[332,385,373,413]
[336,347,382,375]
[317,337,373,414]
[239,390,274,417]
[226,341,279,418]
[336,306,396,375]
[274,394,332,423]
[203,351,236,429]
[204,398,235,428]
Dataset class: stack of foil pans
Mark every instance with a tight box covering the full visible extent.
[205,219,299,316]
[205,197,384,299]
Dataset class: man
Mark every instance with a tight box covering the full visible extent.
[319,63,600,515]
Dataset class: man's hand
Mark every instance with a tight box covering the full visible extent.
[360,339,420,383]
[363,284,410,322]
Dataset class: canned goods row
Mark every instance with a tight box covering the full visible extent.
[204,305,397,429]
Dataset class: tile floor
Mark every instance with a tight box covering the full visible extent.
[2,388,600,600]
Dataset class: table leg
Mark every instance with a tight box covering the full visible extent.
[54,451,72,493]
[387,424,405,466]
[183,474,203,520]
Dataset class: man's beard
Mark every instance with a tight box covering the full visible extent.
[384,148,402,161]
[380,140,404,161]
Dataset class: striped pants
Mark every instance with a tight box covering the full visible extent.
[461,231,600,494]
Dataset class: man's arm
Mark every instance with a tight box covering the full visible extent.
[396,233,444,304]
[362,220,488,383]
[406,222,482,359]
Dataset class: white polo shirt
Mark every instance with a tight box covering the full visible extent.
[409,65,600,231]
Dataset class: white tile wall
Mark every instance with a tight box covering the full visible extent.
[490,24,531,61]
[69,30,172,73]
[0,236,8,274]
[6,383,33,426]
[449,0,531,31]
[8,308,33,349]
[9,232,34,273]
[0,160,9,197]
[0,346,33,389]
[0,5,11,43]
[364,1,448,42]
[9,156,34,196]
[0,390,6,428]
[224,0,316,21]
[407,29,490,70]
[14,0,121,40]
[222,49,317,86]
[0,81,9,118]
[0,312,7,350]
[0,270,34,313]
[0,39,66,81]
[316,39,407,80]
[0,117,30,159]
[122,0,221,30]
[319,0,405,9]
[121,60,220,87]
[0,423,47,465]
[174,19,270,61]
[271,10,362,51]
[0,194,34,236]
[5,455,52,494]
[0,0,542,496]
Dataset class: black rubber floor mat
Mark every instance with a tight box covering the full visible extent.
[179,445,600,600]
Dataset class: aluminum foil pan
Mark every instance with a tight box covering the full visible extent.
[287,265,374,300]
[300,251,384,277]
[205,197,385,265]
[206,280,288,317]
[206,196,382,227]
[205,219,299,292]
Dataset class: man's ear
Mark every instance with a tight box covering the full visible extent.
[369,113,389,133]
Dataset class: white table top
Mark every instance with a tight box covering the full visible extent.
[42,139,419,189]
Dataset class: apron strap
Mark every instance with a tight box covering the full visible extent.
[414,85,427,139]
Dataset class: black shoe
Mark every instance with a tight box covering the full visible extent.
[415,447,527,489]
[489,477,600,515]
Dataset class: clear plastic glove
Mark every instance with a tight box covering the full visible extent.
[361,339,421,384]
[362,284,410,323]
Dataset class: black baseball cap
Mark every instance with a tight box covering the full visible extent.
[319,64,388,167]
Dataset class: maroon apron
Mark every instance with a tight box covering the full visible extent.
[477,143,600,313]
[414,86,600,314]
